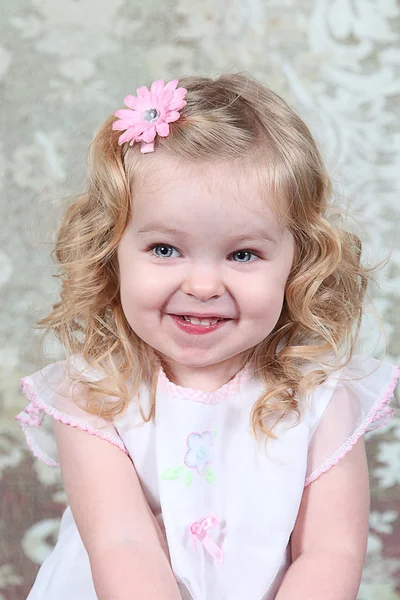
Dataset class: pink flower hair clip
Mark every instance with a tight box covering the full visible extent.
[112,79,187,154]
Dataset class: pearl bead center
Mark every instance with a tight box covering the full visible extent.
[142,108,159,123]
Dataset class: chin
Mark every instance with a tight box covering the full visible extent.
[161,346,242,370]
[158,345,214,364]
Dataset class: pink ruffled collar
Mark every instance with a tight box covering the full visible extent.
[158,365,253,404]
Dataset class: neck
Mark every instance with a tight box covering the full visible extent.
[161,356,247,392]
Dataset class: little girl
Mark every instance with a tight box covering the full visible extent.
[17,74,398,600]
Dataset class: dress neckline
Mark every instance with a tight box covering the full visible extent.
[157,364,253,404]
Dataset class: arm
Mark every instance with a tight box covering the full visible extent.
[53,420,181,600]
[275,437,370,600]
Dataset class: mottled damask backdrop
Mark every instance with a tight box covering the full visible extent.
[1,1,399,599]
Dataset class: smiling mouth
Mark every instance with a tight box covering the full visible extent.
[172,315,231,327]
[167,313,234,334]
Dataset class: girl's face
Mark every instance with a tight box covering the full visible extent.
[117,156,294,389]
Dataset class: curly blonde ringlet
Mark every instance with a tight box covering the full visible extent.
[37,73,372,440]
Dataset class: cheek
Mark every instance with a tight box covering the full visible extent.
[239,270,288,321]
[252,289,285,320]
[119,259,175,314]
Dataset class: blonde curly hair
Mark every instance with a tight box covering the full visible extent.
[37,73,370,439]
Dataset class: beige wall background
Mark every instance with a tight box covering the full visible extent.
[1,1,399,598]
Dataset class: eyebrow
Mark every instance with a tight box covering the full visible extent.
[135,223,278,244]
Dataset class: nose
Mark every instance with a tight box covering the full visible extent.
[181,264,225,302]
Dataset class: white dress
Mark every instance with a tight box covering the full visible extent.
[16,355,399,600]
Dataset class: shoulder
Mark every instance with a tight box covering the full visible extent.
[303,354,399,486]
[16,354,130,466]
[304,355,399,435]
[20,354,104,397]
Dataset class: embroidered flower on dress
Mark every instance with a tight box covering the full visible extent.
[160,430,217,486]
[184,431,212,475]
[112,79,187,154]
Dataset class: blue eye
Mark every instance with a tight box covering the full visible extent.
[151,244,180,258]
[231,250,256,262]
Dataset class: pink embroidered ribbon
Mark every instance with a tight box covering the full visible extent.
[190,514,223,563]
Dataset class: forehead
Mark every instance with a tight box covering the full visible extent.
[131,154,286,232]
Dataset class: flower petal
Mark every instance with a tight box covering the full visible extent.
[155,121,170,137]
[168,98,187,112]
[185,449,197,468]
[112,121,125,131]
[129,123,149,136]
[123,94,137,109]
[169,88,188,110]
[160,79,179,106]
[187,433,201,450]
[117,128,138,145]
[196,457,207,475]
[151,79,165,97]
[114,109,141,124]
[164,110,182,123]
[136,97,151,112]
[201,432,213,452]
[113,120,136,132]
[160,87,174,108]
[141,125,157,143]
[165,79,179,93]
[113,122,143,135]
[150,94,161,108]
[173,87,187,101]
[136,85,152,104]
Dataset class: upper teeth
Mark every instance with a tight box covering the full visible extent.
[182,316,220,326]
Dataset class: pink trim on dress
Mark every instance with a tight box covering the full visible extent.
[16,376,128,467]
[158,365,252,404]
[19,428,59,467]
[304,365,399,487]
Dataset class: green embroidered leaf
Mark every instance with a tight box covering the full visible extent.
[212,429,218,437]
[161,466,185,480]
[205,467,216,484]
[184,469,193,487]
